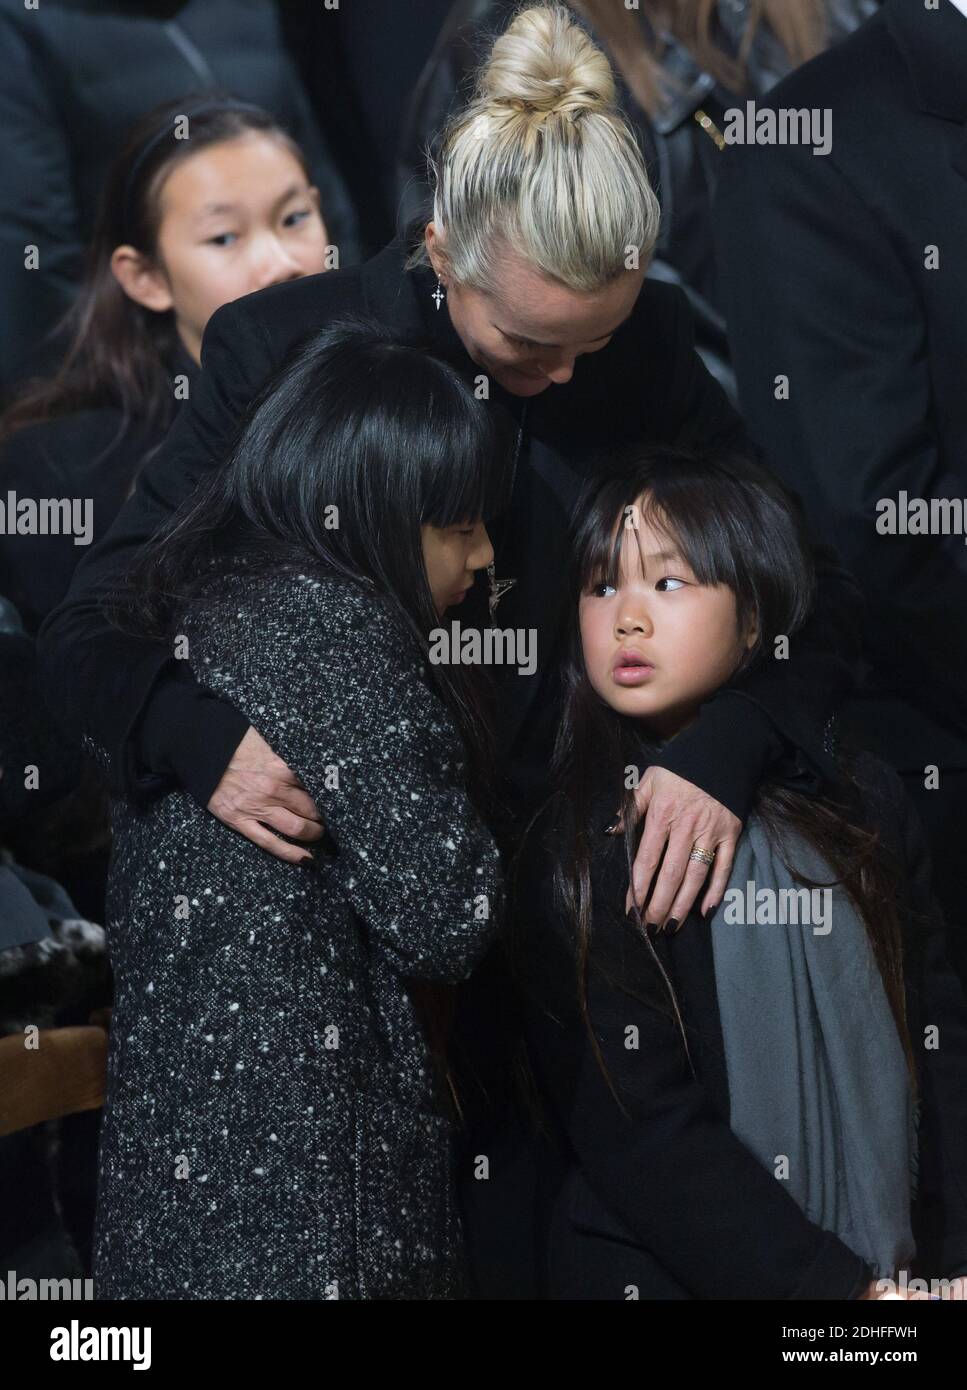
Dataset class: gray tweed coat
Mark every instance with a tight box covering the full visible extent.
[93,571,502,1300]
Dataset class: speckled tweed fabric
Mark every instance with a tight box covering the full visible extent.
[93,571,503,1300]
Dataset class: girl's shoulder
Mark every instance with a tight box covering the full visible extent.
[182,568,427,687]
[186,567,408,638]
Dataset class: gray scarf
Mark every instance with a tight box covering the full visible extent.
[710,816,918,1279]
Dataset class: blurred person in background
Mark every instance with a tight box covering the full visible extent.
[0,96,333,637]
[0,0,358,391]
[716,0,967,986]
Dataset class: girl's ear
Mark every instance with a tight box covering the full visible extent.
[110,244,173,314]
[744,616,760,651]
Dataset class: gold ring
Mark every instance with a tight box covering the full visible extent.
[689,846,716,867]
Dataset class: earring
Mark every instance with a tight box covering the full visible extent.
[432,277,446,311]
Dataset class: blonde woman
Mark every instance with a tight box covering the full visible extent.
[397,0,876,394]
[41,2,860,1291]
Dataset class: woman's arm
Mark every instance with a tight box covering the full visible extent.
[206,576,503,984]
[36,295,276,805]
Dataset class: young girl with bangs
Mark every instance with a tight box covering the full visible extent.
[93,316,505,1300]
[512,445,967,1301]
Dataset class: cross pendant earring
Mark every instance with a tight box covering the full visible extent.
[432,278,445,311]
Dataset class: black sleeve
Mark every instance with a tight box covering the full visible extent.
[36,295,277,805]
[652,281,865,820]
[520,843,872,1299]
[715,136,966,737]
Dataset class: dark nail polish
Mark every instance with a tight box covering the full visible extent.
[666,918,679,933]
[645,921,660,933]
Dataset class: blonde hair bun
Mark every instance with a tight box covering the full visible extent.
[406,1,660,295]
[479,2,615,119]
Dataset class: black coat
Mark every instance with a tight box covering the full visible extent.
[715,0,967,777]
[38,226,864,839]
[502,751,967,1300]
[95,573,502,1298]
[0,346,199,636]
[0,0,360,389]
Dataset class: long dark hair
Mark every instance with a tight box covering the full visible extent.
[523,444,916,1104]
[0,94,310,448]
[108,313,512,817]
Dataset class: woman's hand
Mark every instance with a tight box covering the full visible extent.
[207,726,325,863]
[613,767,741,928]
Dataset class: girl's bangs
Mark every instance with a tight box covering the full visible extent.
[577,474,742,594]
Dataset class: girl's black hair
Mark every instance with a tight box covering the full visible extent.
[515,443,916,1108]
[1,93,311,451]
[108,312,513,819]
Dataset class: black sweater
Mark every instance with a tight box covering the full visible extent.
[0,346,200,635]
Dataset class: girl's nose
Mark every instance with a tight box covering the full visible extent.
[253,238,303,290]
[470,523,495,572]
[615,606,653,639]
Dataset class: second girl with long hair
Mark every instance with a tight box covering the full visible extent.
[511,445,967,1300]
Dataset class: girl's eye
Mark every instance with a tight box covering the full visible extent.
[283,208,312,228]
[457,528,475,537]
[208,232,238,247]
[656,576,686,592]
[590,582,617,598]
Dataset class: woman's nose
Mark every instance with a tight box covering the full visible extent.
[539,356,576,385]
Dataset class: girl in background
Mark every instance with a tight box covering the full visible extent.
[0,95,331,633]
[512,446,967,1300]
